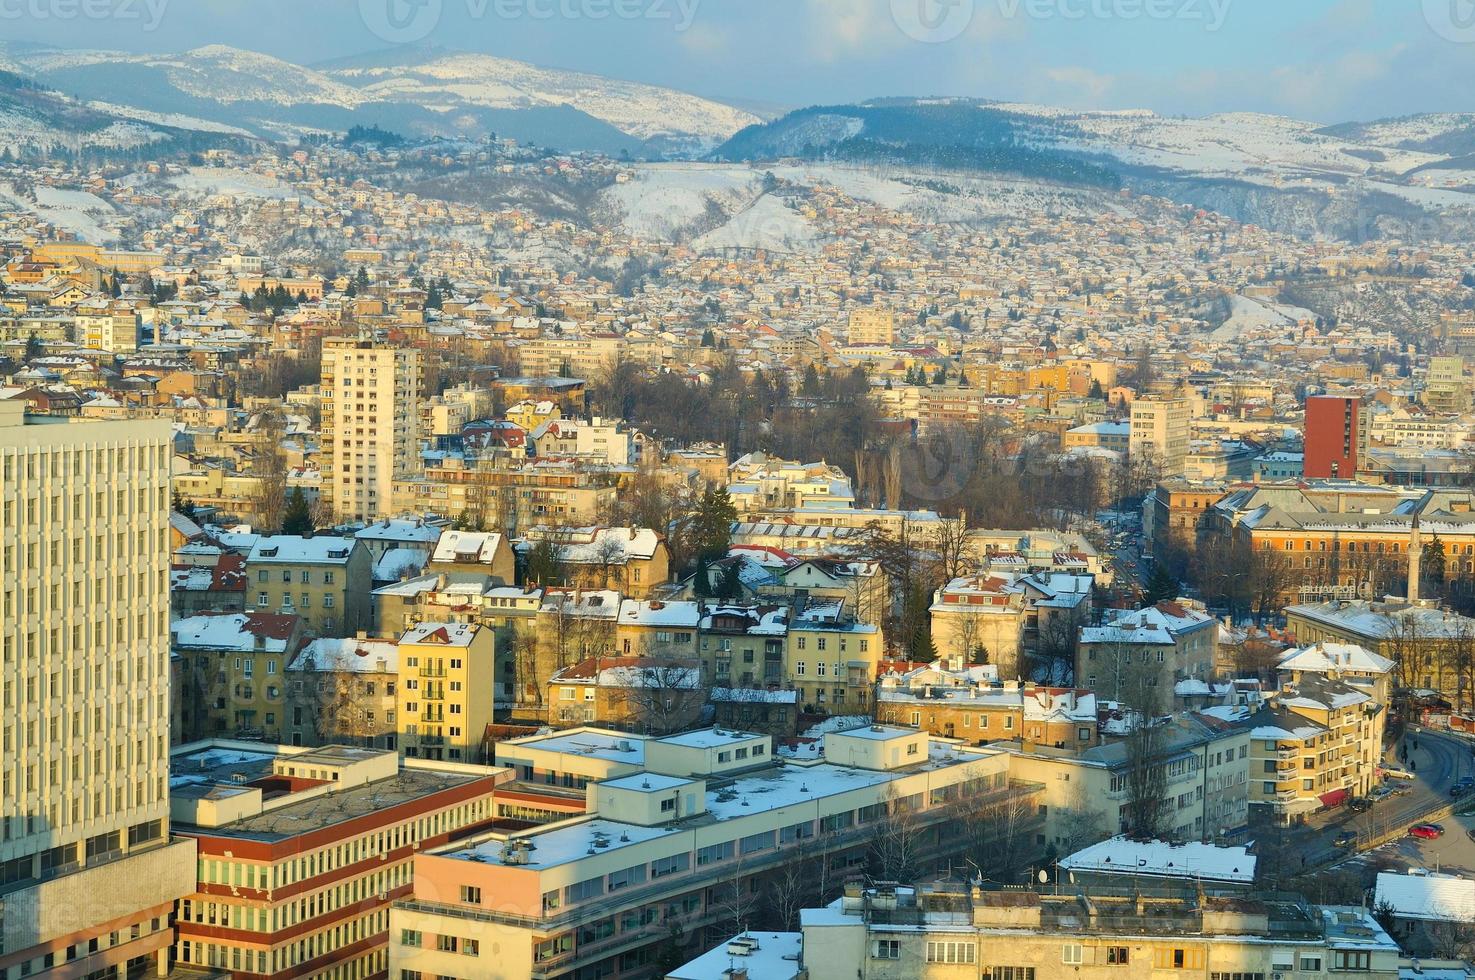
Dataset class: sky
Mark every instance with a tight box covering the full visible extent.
[3,0,1474,122]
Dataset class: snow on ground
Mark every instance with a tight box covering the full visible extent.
[1209,294,1319,343]
[799,715,872,738]
[770,163,1113,223]
[87,100,256,137]
[690,193,822,254]
[168,166,322,205]
[0,183,120,243]
[602,163,764,240]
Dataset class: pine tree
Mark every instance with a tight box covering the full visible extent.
[1145,564,1179,605]
[282,488,314,537]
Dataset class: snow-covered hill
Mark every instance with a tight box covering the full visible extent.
[1,43,757,154]
[328,51,759,147]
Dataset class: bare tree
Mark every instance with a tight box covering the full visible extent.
[605,659,705,735]
[250,410,288,531]
[868,787,927,883]
[954,781,1038,884]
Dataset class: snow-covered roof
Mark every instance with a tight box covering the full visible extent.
[247,535,357,565]
[171,612,296,653]
[373,547,429,582]
[356,519,444,545]
[400,622,481,647]
[1060,836,1256,884]
[618,599,700,629]
[430,529,505,565]
[288,636,399,674]
[1375,872,1475,923]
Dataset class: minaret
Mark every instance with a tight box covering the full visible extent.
[1408,514,1422,605]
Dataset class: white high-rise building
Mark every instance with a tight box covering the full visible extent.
[321,338,423,523]
[0,399,195,980]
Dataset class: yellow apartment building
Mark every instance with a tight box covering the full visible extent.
[397,622,496,763]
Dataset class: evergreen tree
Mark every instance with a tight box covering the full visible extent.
[690,487,738,566]
[801,363,821,396]
[282,488,314,537]
[720,562,744,601]
[355,266,371,291]
[932,365,947,385]
[1145,564,1179,605]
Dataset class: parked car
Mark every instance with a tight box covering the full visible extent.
[1333,831,1359,848]
[1410,823,1445,840]
[1369,787,1394,803]
[1450,777,1475,798]
[1348,797,1372,813]
[1467,828,1475,842]
[1389,782,1414,796]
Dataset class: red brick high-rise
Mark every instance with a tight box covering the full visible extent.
[1304,395,1368,479]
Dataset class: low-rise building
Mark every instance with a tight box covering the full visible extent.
[244,535,373,637]
[389,727,1039,980]
[169,741,507,979]
[284,634,400,749]
[801,880,1399,980]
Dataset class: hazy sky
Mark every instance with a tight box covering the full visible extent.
[5,0,1474,122]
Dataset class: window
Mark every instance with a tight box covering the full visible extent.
[400,930,421,948]
[697,841,734,866]
[929,942,977,964]
[796,662,806,676]
[651,853,689,878]
[1333,952,1370,972]
[608,864,647,891]
[436,935,458,953]
[1156,949,1205,971]
[463,939,480,956]
[460,886,481,905]
[1301,957,1323,973]
[1062,945,1084,965]
[564,876,604,904]
[873,940,901,960]
[1106,947,1129,965]
[988,967,1036,980]
[740,831,774,854]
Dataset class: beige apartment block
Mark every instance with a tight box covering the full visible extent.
[848,308,897,346]
[1130,395,1191,477]
[0,400,197,980]
[321,337,423,523]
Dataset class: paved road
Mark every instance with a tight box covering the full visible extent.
[1300,728,1475,869]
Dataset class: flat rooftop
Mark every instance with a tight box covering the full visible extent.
[170,745,489,843]
[503,730,648,766]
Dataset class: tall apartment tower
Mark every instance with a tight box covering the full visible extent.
[0,400,195,979]
[847,308,896,346]
[1128,395,1190,477]
[1304,395,1369,480]
[321,337,423,523]
[1425,355,1469,413]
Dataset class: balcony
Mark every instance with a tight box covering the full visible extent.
[418,733,446,746]
[419,666,448,679]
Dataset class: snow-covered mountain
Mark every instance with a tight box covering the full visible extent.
[0,68,249,158]
[325,50,758,149]
[0,43,757,155]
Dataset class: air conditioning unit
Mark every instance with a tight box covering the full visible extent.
[1273,971,1286,979]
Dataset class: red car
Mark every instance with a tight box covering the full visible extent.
[1410,823,1445,840]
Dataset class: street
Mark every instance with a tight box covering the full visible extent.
[1301,728,1475,871]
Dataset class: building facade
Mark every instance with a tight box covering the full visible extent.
[0,402,197,980]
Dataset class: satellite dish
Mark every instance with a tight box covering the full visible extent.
[1038,869,1050,884]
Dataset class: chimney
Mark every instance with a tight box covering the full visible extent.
[1408,515,1422,604]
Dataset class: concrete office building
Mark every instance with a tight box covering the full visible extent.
[0,401,197,980]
